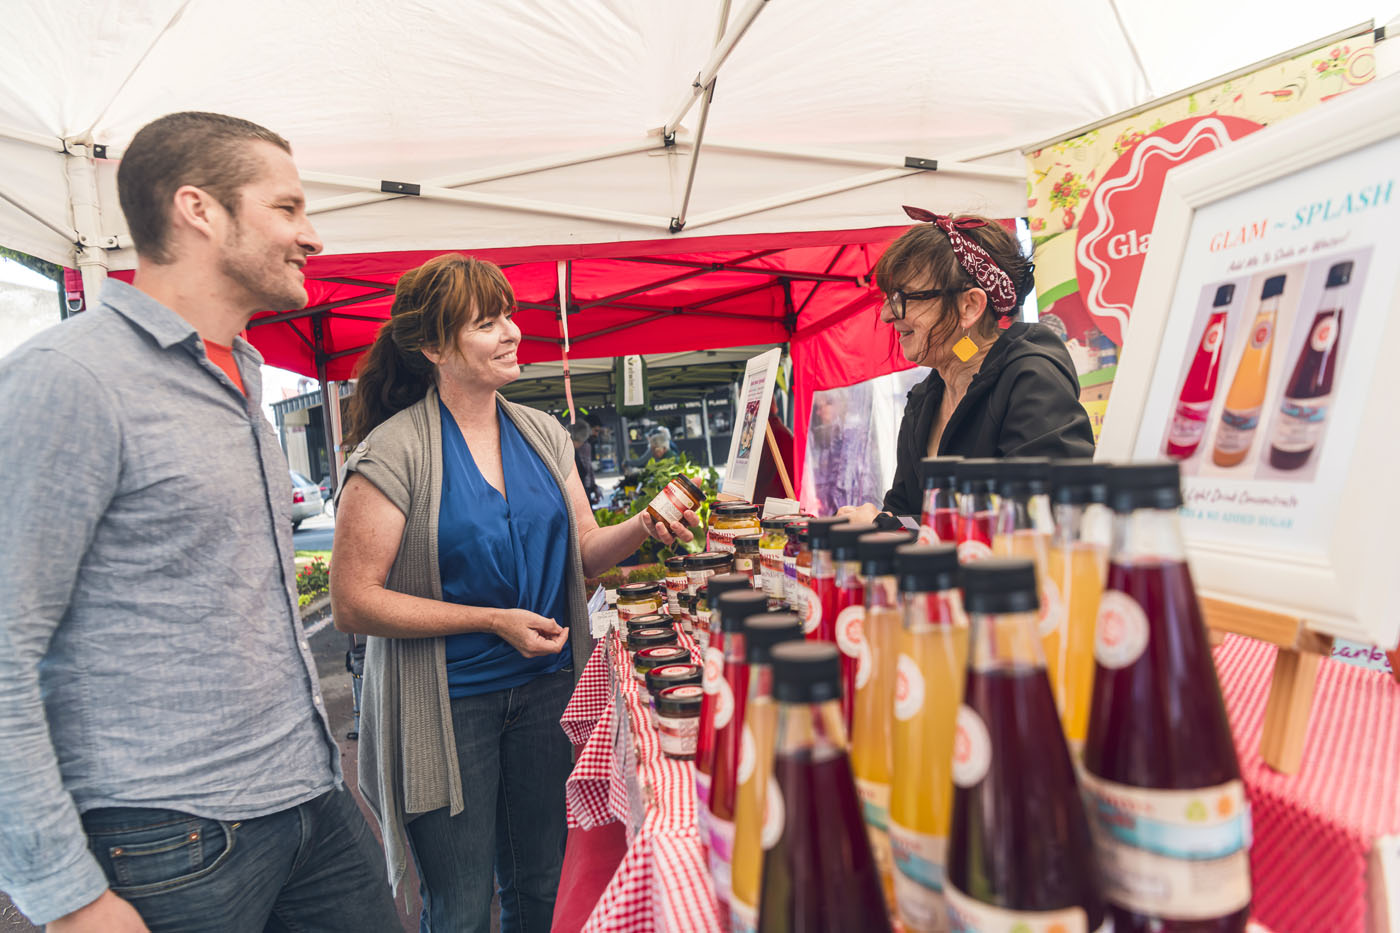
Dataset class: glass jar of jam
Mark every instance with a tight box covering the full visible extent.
[656,684,704,760]
[784,521,809,615]
[694,583,711,649]
[707,501,760,553]
[628,626,679,654]
[760,515,804,609]
[732,534,762,584]
[646,662,704,726]
[625,613,670,637]
[685,550,734,595]
[617,581,664,621]
[664,554,689,617]
[634,644,691,689]
[678,592,696,635]
[645,473,704,526]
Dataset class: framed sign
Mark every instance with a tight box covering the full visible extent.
[1098,75,1400,650]
[720,347,782,502]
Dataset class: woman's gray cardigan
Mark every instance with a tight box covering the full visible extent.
[343,386,594,892]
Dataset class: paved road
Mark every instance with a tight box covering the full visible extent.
[293,505,336,551]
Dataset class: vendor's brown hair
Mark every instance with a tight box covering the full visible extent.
[343,254,515,448]
[118,112,291,264]
[874,215,1034,364]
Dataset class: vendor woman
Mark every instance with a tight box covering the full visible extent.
[841,207,1094,524]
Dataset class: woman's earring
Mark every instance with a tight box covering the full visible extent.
[952,330,979,363]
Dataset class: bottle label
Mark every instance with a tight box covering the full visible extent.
[1214,407,1261,452]
[1201,318,1225,354]
[737,723,756,786]
[713,674,736,730]
[1311,316,1338,353]
[1095,590,1150,669]
[855,777,891,832]
[890,823,950,931]
[917,523,940,545]
[835,606,864,659]
[708,815,736,904]
[695,770,712,809]
[1079,771,1252,918]
[957,539,993,563]
[894,654,925,721]
[945,884,1092,933]
[702,646,724,693]
[799,584,822,634]
[760,774,784,850]
[1249,319,1273,349]
[1038,577,1065,639]
[1270,397,1330,453]
[952,705,992,788]
[1167,399,1212,449]
[730,899,758,933]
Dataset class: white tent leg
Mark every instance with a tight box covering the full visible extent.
[64,143,110,304]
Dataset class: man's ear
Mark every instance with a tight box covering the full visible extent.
[170,185,223,244]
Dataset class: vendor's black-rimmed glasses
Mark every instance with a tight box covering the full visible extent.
[885,286,968,320]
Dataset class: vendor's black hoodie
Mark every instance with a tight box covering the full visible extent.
[882,322,1095,515]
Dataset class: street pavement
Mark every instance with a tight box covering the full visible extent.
[293,504,337,551]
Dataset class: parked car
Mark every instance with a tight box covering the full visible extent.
[318,475,335,513]
[290,470,324,530]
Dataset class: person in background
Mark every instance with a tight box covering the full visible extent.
[638,424,681,465]
[0,112,398,931]
[331,253,700,932]
[839,208,1094,524]
[570,421,600,505]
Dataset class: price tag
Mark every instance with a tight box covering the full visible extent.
[591,608,619,638]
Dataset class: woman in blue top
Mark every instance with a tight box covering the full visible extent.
[331,254,698,932]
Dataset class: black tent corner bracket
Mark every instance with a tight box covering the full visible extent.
[380,180,421,196]
[904,156,938,171]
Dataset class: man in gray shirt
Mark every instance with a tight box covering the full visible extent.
[0,113,398,931]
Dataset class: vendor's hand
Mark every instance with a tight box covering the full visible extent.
[835,502,882,525]
[49,890,149,933]
[494,609,569,657]
[638,509,700,548]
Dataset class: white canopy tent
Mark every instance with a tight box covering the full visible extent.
[2,0,1396,303]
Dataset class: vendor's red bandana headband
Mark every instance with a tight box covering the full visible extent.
[902,205,1019,316]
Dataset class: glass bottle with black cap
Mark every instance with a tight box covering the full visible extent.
[1081,462,1250,931]
[917,455,961,544]
[697,588,771,827]
[828,521,878,728]
[1046,459,1111,750]
[798,516,849,641]
[990,456,1053,548]
[729,613,804,933]
[888,544,967,933]
[945,558,1104,930]
[757,642,892,932]
[850,529,915,905]
[952,458,999,560]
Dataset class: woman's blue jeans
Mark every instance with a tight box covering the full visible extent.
[406,666,575,933]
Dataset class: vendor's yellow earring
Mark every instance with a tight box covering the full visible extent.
[952,331,979,362]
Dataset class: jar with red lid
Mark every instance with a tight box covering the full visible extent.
[656,684,703,760]
[634,644,690,691]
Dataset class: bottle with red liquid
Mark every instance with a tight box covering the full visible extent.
[800,517,849,640]
[726,612,804,932]
[953,459,998,563]
[918,456,961,545]
[706,591,774,912]
[829,521,879,730]
[758,641,892,933]
[697,582,770,823]
[1268,260,1352,471]
[1082,463,1251,931]
[946,559,1106,931]
[1166,284,1235,460]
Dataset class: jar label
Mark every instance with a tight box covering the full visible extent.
[889,822,949,931]
[709,527,738,553]
[760,774,784,850]
[956,539,993,563]
[1078,771,1252,918]
[649,482,693,525]
[657,715,699,758]
[760,546,785,599]
[1037,577,1064,638]
[1094,590,1150,669]
[735,555,756,576]
[618,597,663,621]
[952,705,991,788]
[894,653,925,721]
[945,884,1092,933]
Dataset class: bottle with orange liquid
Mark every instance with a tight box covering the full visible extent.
[757,642,892,932]
[918,456,961,545]
[953,459,998,563]
[1046,459,1111,753]
[888,544,967,932]
[849,530,914,902]
[1082,463,1251,931]
[830,522,879,730]
[946,559,1105,931]
[729,613,804,933]
[1212,275,1285,468]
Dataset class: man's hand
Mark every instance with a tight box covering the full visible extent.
[48,890,149,933]
[637,509,701,548]
[493,609,569,657]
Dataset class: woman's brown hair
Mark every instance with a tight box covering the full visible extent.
[873,215,1034,365]
[343,253,515,448]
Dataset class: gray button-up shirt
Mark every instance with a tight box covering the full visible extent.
[0,280,340,924]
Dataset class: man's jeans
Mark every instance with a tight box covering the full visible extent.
[80,786,398,932]
[406,666,574,933]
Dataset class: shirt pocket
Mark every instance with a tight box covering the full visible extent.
[86,814,237,895]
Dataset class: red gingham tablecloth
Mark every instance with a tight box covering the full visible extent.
[562,624,723,932]
[1214,634,1400,933]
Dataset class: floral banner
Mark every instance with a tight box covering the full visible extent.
[1026,37,1376,438]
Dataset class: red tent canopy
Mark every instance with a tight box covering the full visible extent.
[244,225,920,491]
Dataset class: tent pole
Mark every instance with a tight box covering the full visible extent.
[312,315,341,493]
[701,397,714,467]
[704,139,1024,179]
[64,141,111,306]
[663,0,770,138]
[670,77,715,233]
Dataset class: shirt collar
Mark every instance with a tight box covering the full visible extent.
[99,278,264,365]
